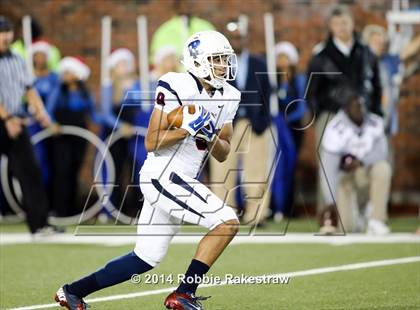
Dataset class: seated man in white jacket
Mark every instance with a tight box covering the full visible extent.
[320,87,392,235]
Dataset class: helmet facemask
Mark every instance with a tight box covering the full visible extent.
[205,53,237,89]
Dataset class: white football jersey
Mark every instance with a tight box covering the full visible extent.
[322,111,385,160]
[140,72,241,178]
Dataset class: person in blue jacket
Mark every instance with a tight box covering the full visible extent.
[101,48,140,216]
[47,56,98,217]
[272,41,307,222]
[29,40,59,185]
[32,40,59,103]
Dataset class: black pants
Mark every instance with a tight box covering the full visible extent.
[0,120,48,233]
[103,105,142,217]
[108,137,125,204]
[51,135,87,217]
[108,136,141,217]
[51,109,89,217]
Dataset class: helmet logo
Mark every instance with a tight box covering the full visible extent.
[188,39,202,58]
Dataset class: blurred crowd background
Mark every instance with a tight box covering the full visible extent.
[0,0,419,234]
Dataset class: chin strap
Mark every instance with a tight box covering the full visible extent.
[200,75,224,90]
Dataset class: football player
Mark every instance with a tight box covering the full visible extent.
[55,30,241,310]
[319,86,391,234]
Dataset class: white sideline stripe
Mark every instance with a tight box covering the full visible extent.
[1,232,419,246]
[7,256,420,310]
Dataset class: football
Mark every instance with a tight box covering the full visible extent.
[167,105,197,128]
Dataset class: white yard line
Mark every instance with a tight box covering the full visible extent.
[1,232,419,246]
[7,256,420,310]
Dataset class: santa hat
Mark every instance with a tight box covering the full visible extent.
[58,56,90,81]
[153,45,177,65]
[31,40,52,59]
[275,41,299,65]
[108,48,135,72]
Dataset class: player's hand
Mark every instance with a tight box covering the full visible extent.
[5,117,23,139]
[181,105,210,136]
[195,113,216,142]
[340,154,362,172]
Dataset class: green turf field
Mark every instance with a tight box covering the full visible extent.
[1,218,419,309]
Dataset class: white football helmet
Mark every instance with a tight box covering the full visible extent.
[182,30,237,89]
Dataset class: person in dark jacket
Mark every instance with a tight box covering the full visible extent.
[47,57,98,217]
[210,19,272,225]
[306,5,383,228]
[0,16,54,235]
[307,6,382,120]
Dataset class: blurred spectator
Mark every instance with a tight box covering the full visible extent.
[271,41,307,222]
[150,0,214,61]
[133,45,179,164]
[47,57,98,216]
[362,24,404,171]
[306,5,383,225]
[307,6,382,120]
[105,46,181,216]
[400,34,420,77]
[362,25,402,137]
[0,16,53,234]
[11,17,61,71]
[102,48,137,133]
[150,45,179,84]
[320,87,391,235]
[210,19,271,226]
[31,40,59,103]
[28,40,59,184]
[275,42,307,136]
[101,48,139,214]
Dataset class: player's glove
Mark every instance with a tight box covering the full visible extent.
[339,153,362,172]
[181,105,211,136]
[195,113,216,142]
